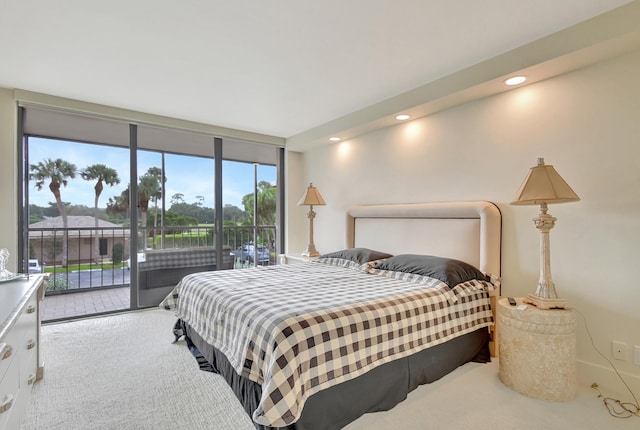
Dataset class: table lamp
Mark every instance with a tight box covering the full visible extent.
[297,183,326,257]
[511,158,580,309]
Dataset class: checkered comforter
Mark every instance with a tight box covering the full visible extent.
[160,259,494,427]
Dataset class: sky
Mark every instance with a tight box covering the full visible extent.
[28,137,276,210]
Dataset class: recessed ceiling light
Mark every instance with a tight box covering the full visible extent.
[395,114,410,121]
[505,76,526,86]
[329,137,340,142]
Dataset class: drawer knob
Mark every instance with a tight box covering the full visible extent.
[0,343,12,360]
[0,394,14,414]
[26,339,36,350]
[27,373,37,385]
[27,305,36,314]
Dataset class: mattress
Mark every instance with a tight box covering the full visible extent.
[161,258,494,427]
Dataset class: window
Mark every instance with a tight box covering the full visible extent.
[99,239,108,256]
[20,105,284,315]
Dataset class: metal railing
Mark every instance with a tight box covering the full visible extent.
[28,224,277,293]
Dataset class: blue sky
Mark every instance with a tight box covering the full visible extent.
[28,137,276,210]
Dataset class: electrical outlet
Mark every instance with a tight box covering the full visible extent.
[612,341,627,361]
[634,345,640,366]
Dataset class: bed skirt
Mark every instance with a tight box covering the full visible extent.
[177,320,490,430]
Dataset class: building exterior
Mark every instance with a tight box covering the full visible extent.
[28,216,129,265]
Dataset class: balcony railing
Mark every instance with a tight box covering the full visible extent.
[28,224,278,294]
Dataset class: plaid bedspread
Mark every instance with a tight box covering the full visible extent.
[160,260,494,427]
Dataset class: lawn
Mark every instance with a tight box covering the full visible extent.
[44,262,127,273]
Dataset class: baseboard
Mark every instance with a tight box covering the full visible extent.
[577,359,640,400]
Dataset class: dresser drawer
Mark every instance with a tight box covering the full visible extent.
[20,338,38,390]
[0,334,38,430]
[0,360,19,430]
[0,295,36,382]
[0,339,18,383]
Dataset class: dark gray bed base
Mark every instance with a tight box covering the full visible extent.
[179,320,490,430]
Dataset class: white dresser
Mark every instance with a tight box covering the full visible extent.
[0,275,46,430]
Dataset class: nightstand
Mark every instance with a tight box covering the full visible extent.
[497,297,577,401]
[278,254,318,265]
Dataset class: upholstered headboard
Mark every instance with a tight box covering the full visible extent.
[346,201,502,279]
[346,201,502,356]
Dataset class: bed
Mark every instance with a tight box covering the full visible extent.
[161,201,502,429]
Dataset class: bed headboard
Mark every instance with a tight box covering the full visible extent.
[346,201,502,356]
[346,201,502,278]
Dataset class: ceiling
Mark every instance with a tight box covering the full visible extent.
[0,1,637,147]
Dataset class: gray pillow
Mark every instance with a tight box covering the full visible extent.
[373,254,489,287]
[319,248,393,264]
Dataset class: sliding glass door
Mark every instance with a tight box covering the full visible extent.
[24,133,132,320]
[20,106,283,319]
[222,161,277,267]
[134,126,218,307]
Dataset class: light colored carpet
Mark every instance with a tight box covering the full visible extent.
[21,309,639,430]
[20,309,254,430]
[345,359,639,430]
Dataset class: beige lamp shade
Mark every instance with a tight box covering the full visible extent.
[511,158,580,205]
[298,183,326,206]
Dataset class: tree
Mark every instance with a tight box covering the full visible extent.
[112,242,124,265]
[28,204,46,222]
[67,204,95,216]
[80,164,120,263]
[43,201,69,217]
[242,181,276,226]
[170,193,185,206]
[145,167,165,246]
[195,195,204,222]
[155,210,198,229]
[169,201,213,223]
[223,204,247,224]
[137,172,161,248]
[106,194,129,222]
[241,181,277,250]
[30,158,77,267]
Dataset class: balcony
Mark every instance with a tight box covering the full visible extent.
[29,222,277,321]
[41,285,130,321]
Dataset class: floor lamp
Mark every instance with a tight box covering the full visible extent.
[511,158,580,310]
[298,183,326,257]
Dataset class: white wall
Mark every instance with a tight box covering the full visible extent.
[284,150,305,254]
[0,88,18,272]
[291,49,640,394]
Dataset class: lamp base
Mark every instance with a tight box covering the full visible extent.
[522,294,570,310]
[302,244,320,258]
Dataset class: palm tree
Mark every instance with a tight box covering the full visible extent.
[242,181,277,251]
[195,195,204,222]
[30,158,77,267]
[145,167,165,246]
[106,194,129,222]
[80,164,120,263]
[242,181,276,226]
[138,172,161,249]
